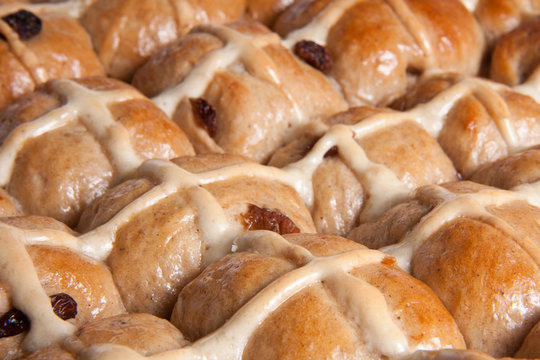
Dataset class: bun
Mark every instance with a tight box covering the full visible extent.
[274,0,484,106]
[77,154,315,317]
[80,0,245,80]
[0,77,194,226]
[0,216,124,358]
[168,232,465,359]
[132,21,347,163]
[0,9,104,108]
[2,1,540,359]
[349,181,540,357]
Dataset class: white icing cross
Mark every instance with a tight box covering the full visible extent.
[0,78,147,186]
[381,184,540,272]
[282,0,436,71]
[82,231,409,360]
[0,17,48,85]
[152,24,286,118]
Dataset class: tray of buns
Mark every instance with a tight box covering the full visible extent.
[0,0,539,359]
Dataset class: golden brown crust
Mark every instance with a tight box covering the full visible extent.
[515,318,540,358]
[404,349,499,360]
[173,232,465,359]
[19,344,75,360]
[273,0,332,36]
[275,0,484,106]
[412,218,540,356]
[0,12,104,109]
[490,17,540,86]
[77,313,188,356]
[131,32,224,98]
[81,0,244,80]
[349,181,540,357]
[0,77,194,227]
[77,178,154,233]
[9,122,114,228]
[26,244,126,327]
[347,199,433,248]
[243,285,364,360]
[470,147,540,189]
[0,188,21,217]
[172,252,295,340]
[132,21,347,163]
[389,73,462,111]
[472,0,540,45]
[244,0,296,26]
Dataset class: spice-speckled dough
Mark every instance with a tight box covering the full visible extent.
[78,154,316,318]
[348,181,540,357]
[172,232,465,359]
[269,106,458,235]
[515,318,540,358]
[0,216,125,360]
[0,76,194,227]
[77,313,188,356]
[274,0,484,106]
[0,10,104,109]
[132,21,347,163]
[81,0,245,80]
[390,75,540,178]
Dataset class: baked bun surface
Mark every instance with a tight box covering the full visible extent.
[167,232,466,359]
[132,21,347,163]
[274,0,484,106]
[2,1,540,359]
[0,9,104,108]
[81,0,245,80]
[349,181,540,357]
[0,76,194,227]
[77,154,315,317]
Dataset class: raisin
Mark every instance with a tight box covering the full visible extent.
[2,10,42,41]
[50,293,77,320]
[324,145,338,158]
[0,309,29,338]
[294,40,332,73]
[0,293,77,339]
[191,98,217,138]
[243,204,300,235]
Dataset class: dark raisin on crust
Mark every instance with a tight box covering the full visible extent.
[190,98,217,138]
[2,10,42,41]
[243,204,300,235]
[294,40,332,74]
[324,145,339,158]
[0,293,77,338]
[0,309,29,338]
[50,293,77,321]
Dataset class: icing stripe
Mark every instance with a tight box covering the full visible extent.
[282,0,361,48]
[152,24,286,118]
[0,79,146,186]
[382,186,540,272]
[0,19,48,85]
[0,224,76,352]
[0,1,94,18]
[82,239,405,360]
